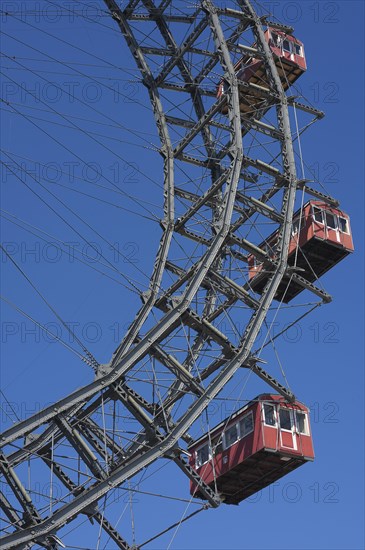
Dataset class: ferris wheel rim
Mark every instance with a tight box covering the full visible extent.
[0,1,340,547]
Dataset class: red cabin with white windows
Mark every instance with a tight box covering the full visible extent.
[247,200,354,302]
[217,27,306,115]
[188,394,314,505]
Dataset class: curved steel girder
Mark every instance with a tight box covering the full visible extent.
[103,0,175,359]
[1,1,305,547]
[1,3,245,451]
[0,3,245,547]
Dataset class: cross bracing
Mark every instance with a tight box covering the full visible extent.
[0,1,339,547]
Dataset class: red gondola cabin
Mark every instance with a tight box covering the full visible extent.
[188,394,314,505]
[217,27,306,115]
[247,200,354,302]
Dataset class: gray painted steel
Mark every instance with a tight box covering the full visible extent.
[0,2,331,547]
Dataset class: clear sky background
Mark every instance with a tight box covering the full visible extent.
[1,1,364,549]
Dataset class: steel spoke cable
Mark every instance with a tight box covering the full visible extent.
[55,461,197,548]
[128,479,137,547]
[95,495,107,550]
[44,180,158,222]
[111,485,200,503]
[0,54,144,85]
[139,505,207,548]
[74,0,192,55]
[0,405,18,425]
[0,53,141,71]
[1,154,147,292]
[1,168,158,222]
[1,64,139,82]
[0,108,158,238]
[0,389,21,426]
[44,0,123,32]
[268,119,321,182]
[263,318,291,392]
[0,10,151,105]
[259,59,328,192]
[0,518,21,535]
[2,149,161,208]
[0,210,140,293]
[0,68,163,209]
[254,281,306,360]
[289,97,315,278]
[0,295,94,366]
[287,240,327,292]
[0,47,160,152]
[0,2,337,547]
[53,495,130,546]
[166,492,204,550]
[2,6,110,19]
[150,351,176,425]
[179,324,220,492]
[6,427,176,513]
[0,245,100,365]
[1,102,160,155]
[7,0,262,416]
[1,147,153,284]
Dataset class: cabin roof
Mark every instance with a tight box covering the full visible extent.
[266,27,304,46]
[251,200,350,251]
[187,393,307,450]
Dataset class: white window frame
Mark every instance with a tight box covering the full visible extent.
[295,411,309,435]
[292,214,304,236]
[292,218,300,235]
[325,211,338,230]
[312,206,324,224]
[263,403,277,427]
[223,423,239,450]
[195,443,211,468]
[271,32,280,48]
[239,411,254,438]
[279,408,294,432]
[338,216,349,234]
[294,43,302,56]
[282,39,291,53]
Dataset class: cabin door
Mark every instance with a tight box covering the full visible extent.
[324,211,341,244]
[279,408,297,450]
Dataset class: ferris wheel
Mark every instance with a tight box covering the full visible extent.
[0,1,353,548]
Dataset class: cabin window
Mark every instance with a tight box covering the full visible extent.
[295,411,308,435]
[271,33,280,47]
[283,39,291,52]
[196,443,210,467]
[279,408,293,431]
[294,43,302,56]
[292,216,303,235]
[239,412,254,438]
[223,424,239,449]
[263,404,276,426]
[313,206,324,224]
[339,216,349,233]
[325,211,337,229]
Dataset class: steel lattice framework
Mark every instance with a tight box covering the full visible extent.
[0,1,339,548]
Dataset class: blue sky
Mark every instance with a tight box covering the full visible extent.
[1,1,364,548]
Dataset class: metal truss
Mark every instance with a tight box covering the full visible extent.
[0,1,339,547]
